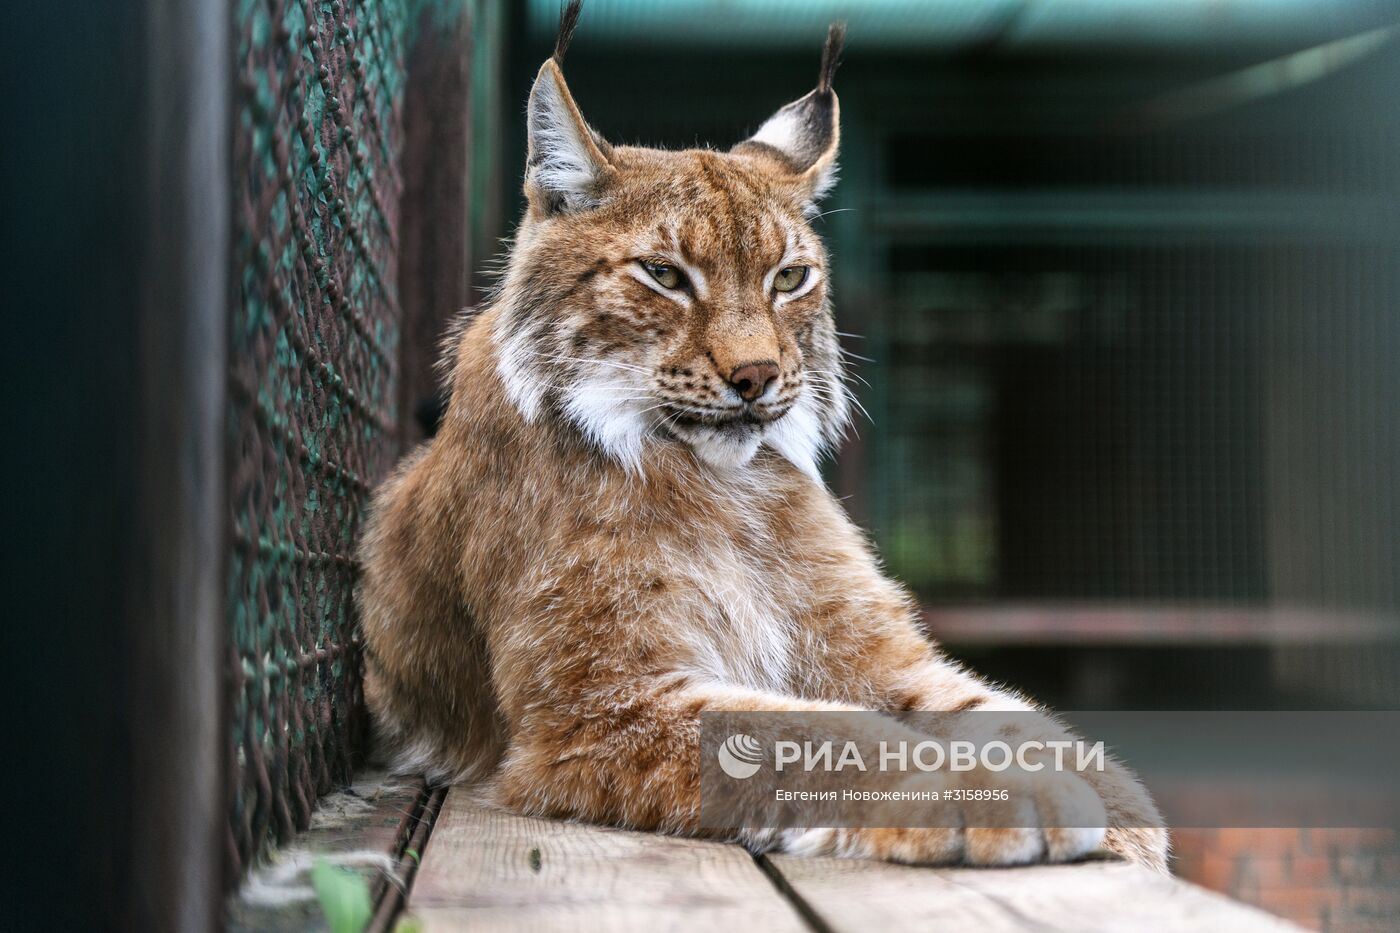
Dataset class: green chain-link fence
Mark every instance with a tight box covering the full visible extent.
[227,0,473,882]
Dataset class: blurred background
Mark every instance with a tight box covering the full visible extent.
[5,0,1398,930]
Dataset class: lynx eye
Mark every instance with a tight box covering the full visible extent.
[773,266,809,293]
[641,260,684,290]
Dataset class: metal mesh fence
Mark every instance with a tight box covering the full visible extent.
[875,242,1272,603]
[227,0,455,882]
[846,58,1400,616]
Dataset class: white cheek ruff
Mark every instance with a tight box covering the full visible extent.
[493,316,653,474]
[763,390,824,481]
[560,364,651,474]
[493,317,545,422]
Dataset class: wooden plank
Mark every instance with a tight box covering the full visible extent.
[409,787,1303,932]
[408,787,807,933]
[766,853,1302,932]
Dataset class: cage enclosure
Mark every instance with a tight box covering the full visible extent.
[10,1,1399,930]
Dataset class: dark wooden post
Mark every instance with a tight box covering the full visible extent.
[2,0,228,929]
[130,0,230,928]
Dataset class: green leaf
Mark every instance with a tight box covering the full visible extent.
[311,858,373,933]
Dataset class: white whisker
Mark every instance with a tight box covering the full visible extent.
[806,367,870,389]
[516,345,652,376]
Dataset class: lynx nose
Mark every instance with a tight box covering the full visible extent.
[728,361,780,402]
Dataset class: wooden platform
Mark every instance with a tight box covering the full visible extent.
[405,787,1301,932]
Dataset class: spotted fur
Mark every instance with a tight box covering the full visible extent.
[358,9,1167,871]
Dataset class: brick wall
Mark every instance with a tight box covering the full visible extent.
[1172,829,1400,931]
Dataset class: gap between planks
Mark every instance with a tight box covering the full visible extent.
[227,770,441,932]
[406,785,1303,932]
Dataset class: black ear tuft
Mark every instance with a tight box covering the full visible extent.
[554,1,584,65]
[818,22,846,94]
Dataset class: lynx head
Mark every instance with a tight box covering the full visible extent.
[493,3,851,478]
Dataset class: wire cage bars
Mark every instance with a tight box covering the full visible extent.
[226,0,467,883]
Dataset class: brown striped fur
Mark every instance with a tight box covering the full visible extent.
[359,9,1166,870]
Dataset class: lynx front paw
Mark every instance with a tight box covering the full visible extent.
[960,768,1107,866]
[779,770,1108,868]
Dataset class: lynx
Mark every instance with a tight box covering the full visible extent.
[359,3,1167,870]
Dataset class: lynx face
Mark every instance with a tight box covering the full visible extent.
[492,42,850,477]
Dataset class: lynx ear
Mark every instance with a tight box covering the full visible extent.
[733,23,844,214]
[525,2,613,214]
